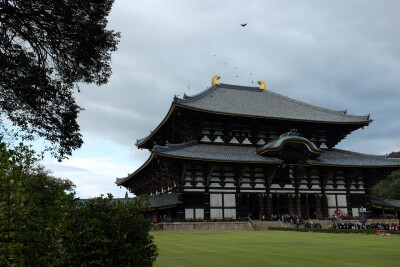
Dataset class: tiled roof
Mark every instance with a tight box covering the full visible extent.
[153,142,400,167]
[175,83,371,124]
[308,149,400,167]
[149,193,182,209]
[371,197,400,208]
[118,143,400,186]
[153,141,282,163]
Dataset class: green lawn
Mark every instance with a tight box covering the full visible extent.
[153,230,400,267]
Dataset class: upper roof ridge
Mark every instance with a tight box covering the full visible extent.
[176,83,370,120]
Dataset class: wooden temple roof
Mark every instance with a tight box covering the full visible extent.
[117,142,400,186]
[176,83,371,124]
[136,83,371,148]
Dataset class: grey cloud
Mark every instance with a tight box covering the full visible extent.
[46,164,89,173]
[72,0,400,156]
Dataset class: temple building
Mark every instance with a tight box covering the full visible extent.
[116,76,400,222]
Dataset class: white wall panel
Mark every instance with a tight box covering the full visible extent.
[185,208,194,220]
[195,209,204,220]
[224,209,236,219]
[210,209,223,220]
[327,194,336,207]
[337,195,347,207]
[224,194,236,207]
[210,194,222,207]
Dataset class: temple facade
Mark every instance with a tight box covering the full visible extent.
[117,77,400,222]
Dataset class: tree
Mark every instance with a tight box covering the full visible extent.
[65,195,158,266]
[0,0,120,160]
[372,170,400,200]
[0,142,158,266]
[0,141,76,265]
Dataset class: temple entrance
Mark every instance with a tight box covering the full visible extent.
[272,194,289,216]
[241,194,260,219]
[300,194,316,219]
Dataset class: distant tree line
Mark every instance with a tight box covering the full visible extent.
[371,151,400,200]
[0,142,157,266]
[372,170,400,200]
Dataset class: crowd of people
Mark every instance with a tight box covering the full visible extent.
[268,214,303,224]
[263,213,399,231]
[329,222,399,230]
[302,222,322,229]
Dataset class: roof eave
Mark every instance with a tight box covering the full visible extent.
[136,103,176,148]
[174,104,372,125]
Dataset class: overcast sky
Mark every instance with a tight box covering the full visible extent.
[44,0,400,198]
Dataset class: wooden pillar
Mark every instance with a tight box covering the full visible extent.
[315,194,322,219]
[293,166,303,217]
[345,192,353,217]
[288,194,295,214]
[235,167,245,219]
[204,165,212,220]
[264,167,276,220]
[345,170,356,217]
[321,194,329,218]
[236,194,242,219]
[177,192,185,221]
[177,163,186,221]
[296,194,302,216]
[204,190,210,220]
[259,194,265,220]
[266,194,272,220]
[305,194,310,219]
[277,194,280,216]
[247,194,250,217]
[319,168,330,218]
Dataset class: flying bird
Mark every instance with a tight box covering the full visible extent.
[241,23,247,27]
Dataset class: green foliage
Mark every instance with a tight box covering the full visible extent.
[65,195,158,266]
[0,142,158,266]
[0,141,76,265]
[0,0,120,160]
[372,170,400,200]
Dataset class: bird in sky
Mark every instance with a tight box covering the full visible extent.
[241,23,247,27]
